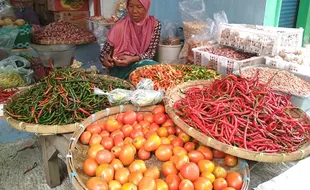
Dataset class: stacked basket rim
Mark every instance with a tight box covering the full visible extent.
[3,74,135,135]
[163,80,310,163]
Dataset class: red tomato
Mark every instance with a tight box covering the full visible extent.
[124,137,134,145]
[95,149,114,164]
[152,105,165,115]
[88,144,104,159]
[197,146,213,160]
[188,150,205,164]
[162,161,178,177]
[122,111,137,125]
[171,137,184,147]
[121,124,133,138]
[174,154,190,170]
[129,160,147,173]
[213,178,228,190]
[155,179,169,190]
[139,120,150,129]
[133,123,142,131]
[86,123,102,134]
[133,136,146,150]
[175,127,182,135]
[83,158,99,177]
[172,146,188,157]
[178,131,190,143]
[95,163,114,183]
[157,127,169,137]
[162,119,175,128]
[110,159,124,171]
[111,146,122,158]
[119,144,136,166]
[153,113,167,125]
[116,113,124,124]
[213,166,227,179]
[138,147,151,160]
[105,119,120,133]
[198,160,215,173]
[129,171,143,186]
[161,137,171,145]
[184,142,196,152]
[108,180,122,190]
[222,188,236,190]
[89,133,102,146]
[224,155,238,167]
[226,172,243,190]
[110,129,124,139]
[136,112,144,122]
[80,131,92,145]
[138,177,157,190]
[213,149,226,159]
[155,144,173,161]
[165,174,181,190]
[99,130,110,138]
[144,130,158,139]
[144,114,154,123]
[179,179,194,190]
[144,167,160,179]
[180,162,200,182]
[130,129,144,139]
[144,135,161,152]
[149,123,160,132]
[101,136,114,150]
[166,125,176,135]
[86,177,108,190]
[114,168,130,185]
[113,136,124,147]
[194,177,213,190]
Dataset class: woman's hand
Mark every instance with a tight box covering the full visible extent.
[103,55,114,68]
[114,55,140,67]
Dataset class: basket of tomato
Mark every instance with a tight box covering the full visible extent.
[66,104,250,190]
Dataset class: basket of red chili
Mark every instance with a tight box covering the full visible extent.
[164,75,310,163]
[129,64,221,91]
[3,68,134,135]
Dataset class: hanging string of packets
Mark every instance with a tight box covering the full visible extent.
[94,79,164,107]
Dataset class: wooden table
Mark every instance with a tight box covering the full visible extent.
[41,133,300,189]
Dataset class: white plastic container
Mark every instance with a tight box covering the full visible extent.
[192,45,265,75]
[157,44,183,63]
[233,64,310,112]
[217,24,304,56]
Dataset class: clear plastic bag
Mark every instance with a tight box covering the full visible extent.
[131,89,164,107]
[0,0,15,18]
[0,27,19,60]
[161,21,181,45]
[136,78,154,90]
[0,55,35,87]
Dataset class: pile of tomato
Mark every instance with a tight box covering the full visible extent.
[79,105,245,190]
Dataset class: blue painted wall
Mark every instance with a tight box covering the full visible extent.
[148,0,267,25]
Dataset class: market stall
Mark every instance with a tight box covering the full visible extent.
[1,0,310,190]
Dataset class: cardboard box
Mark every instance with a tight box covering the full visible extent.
[53,11,89,29]
[48,0,89,11]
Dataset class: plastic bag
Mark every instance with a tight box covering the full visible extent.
[0,55,34,87]
[161,21,181,45]
[0,0,15,18]
[0,27,19,60]
[136,78,154,90]
[179,0,209,59]
[131,89,164,107]
[94,80,164,107]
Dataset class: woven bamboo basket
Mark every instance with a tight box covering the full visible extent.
[66,104,250,190]
[128,63,220,91]
[3,74,134,135]
[164,80,310,163]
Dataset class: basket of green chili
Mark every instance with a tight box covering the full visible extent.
[3,68,135,135]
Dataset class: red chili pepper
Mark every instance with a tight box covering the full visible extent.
[78,108,91,116]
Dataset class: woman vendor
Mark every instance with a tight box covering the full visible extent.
[100,0,161,79]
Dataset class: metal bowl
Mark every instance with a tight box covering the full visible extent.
[30,44,76,67]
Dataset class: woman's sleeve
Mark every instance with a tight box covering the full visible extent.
[138,21,161,60]
[99,42,113,63]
